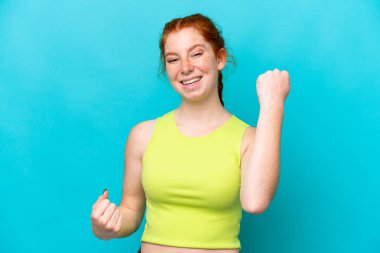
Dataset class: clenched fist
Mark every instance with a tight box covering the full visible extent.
[256,68,290,106]
[90,189,122,240]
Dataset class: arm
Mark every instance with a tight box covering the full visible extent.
[113,120,154,238]
[90,120,154,240]
[240,69,290,214]
[240,104,284,214]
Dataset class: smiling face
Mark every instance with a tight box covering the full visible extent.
[164,27,226,102]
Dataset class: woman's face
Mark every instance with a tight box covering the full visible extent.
[164,27,226,102]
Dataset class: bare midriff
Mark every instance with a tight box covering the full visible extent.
[141,242,239,253]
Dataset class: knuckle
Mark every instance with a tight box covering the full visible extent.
[90,213,96,221]
[91,212,100,221]
[105,223,114,230]
[99,218,107,226]
[111,226,119,232]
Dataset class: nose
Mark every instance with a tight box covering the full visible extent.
[180,59,194,75]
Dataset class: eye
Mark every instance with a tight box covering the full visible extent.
[167,58,178,63]
[192,52,203,57]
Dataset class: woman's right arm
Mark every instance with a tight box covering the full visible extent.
[91,120,155,239]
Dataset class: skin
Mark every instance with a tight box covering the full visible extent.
[90,27,290,253]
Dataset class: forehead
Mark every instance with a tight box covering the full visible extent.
[164,27,210,53]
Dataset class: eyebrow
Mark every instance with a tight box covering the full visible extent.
[165,44,205,57]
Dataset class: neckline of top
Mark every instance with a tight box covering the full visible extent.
[171,109,235,139]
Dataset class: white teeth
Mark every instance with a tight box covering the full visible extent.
[182,76,202,85]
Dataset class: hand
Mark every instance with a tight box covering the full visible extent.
[90,189,122,240]
[256,68,290,107]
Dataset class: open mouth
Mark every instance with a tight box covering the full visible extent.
[180,76,203,86]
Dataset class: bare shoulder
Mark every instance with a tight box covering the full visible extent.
[241,126,256,157]
[128,119,157,159]
[119,118,156,211]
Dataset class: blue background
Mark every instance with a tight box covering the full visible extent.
[1,0,379,252]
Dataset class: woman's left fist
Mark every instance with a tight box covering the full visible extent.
[256,68,290,106]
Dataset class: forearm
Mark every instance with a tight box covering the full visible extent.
[113,205,143,238]
[242,103,284,209]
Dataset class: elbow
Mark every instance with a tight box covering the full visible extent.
[242,199,270,215]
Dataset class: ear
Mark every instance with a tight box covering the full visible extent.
[216,48,227,71]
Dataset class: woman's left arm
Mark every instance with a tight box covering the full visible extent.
[240,69,290,214]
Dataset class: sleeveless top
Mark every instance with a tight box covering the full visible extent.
[141,109,250,249]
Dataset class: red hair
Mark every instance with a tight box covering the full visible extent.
[158,13,236,107]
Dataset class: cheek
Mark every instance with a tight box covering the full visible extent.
[192,60,206,73]
[195,57,216,72]
[166,66,178,81]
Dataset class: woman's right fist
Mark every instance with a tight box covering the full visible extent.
[90,189,122,240]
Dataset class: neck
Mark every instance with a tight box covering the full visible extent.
[176,90,229,124]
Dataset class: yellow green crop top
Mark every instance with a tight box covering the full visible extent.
[141,109,250,249]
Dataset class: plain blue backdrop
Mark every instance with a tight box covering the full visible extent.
[1,0,379,252]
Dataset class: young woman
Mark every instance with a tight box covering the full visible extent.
[90,13,290,253]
